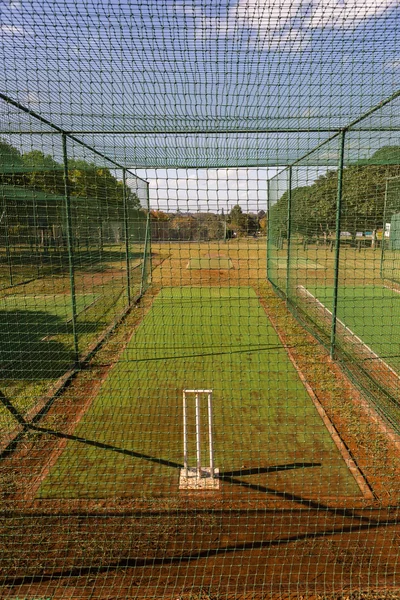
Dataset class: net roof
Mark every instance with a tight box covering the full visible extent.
[0,0,399,168]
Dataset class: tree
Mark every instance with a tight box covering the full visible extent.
[150,210,170,221]
[0,139,24,171]
[192,212,224,240]
[170,215,196,240]
[0,139,24,187]
[272,149,400,245]
[244,213,259,235]
[22,150,64,194]
[229,204,246,236]
[67,161,140,209]
[150,210,171,241]
[259,215,267,235]
[365,146,400,165]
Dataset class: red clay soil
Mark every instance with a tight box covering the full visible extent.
[0,507,400,598]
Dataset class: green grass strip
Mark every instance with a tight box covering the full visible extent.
[309,285,400,370]
[0,293,98,321]
[38,287,361,500]
[187,258,233,269]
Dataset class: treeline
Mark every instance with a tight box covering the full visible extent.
[0,140,144,252]
[151,205,267,241]
[270,146,400,243]
[0,140,140,208]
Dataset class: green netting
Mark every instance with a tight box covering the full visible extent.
[1,1,400,598]
[267,170,290,292]
[268,124,400,434]
[0,137,151,439]
[381,176,400,282]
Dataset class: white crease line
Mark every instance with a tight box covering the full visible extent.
[297,285,400,381]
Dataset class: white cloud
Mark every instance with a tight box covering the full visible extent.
[384,59,400,70]
[231,0,396,30]
[302,108,320,118]
[255,27,310,52]
[306,0,396,27]
[22,91,40,106]
[9,1,22,10]
[0,24,26,35]
[199,0,397,52]
[318,150,340,161]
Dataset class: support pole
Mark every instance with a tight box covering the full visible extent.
[146,182,152,283]
[266,179,270,281]
[223,209,227,243]
[32,195,40,277]
[183,391,188,478]
[195,392,201,478]
[224,201,228,243]
[286,167,293,300]
[98,222,103,258]
[330,130,346,359]
[207,392,214,479]
[62,134,79,366]
[2,199,13,286]
[380,179,389,280]
[140,183,152,294]
[122,169,131,306]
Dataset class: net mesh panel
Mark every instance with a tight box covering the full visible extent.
[269,123,400,434]
[0,126,150,440]
[382,176,400,283]
[286,140,341,350]
[1,0,400,598]
[267,169,289,293]
[333,138,400,427]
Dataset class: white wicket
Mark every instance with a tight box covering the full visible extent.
[183,389,215,479]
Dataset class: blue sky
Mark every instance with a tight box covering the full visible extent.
[0,0,399,209]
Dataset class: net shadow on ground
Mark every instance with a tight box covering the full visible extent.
[32,287,363,501]
[1,503,397,588]
[105,342,302,364]
[24,420,321,485]
[1,391,338,512]
[0,310,101,380]
[13,420,370,515]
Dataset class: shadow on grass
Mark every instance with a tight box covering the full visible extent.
[28,422,374,521]
[24,423,345,517]
[18,421,321,486]
[0,310,99,380]
[1,249,143,270]
[220,464,321,477]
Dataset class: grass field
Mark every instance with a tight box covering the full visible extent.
[0,290,128,374]
[305,285,400,371]
[0,292,99,321]
[269,257,325,270]
[38,286,361,500]
[0,255,143,438]
[0,293,99,378]
[381,249,400,283]
[187,257,234,269]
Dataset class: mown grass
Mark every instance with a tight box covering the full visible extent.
[38,286,360,500]
[0,249,144,439]
[187,257,234,269]
[306,285,400,371]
